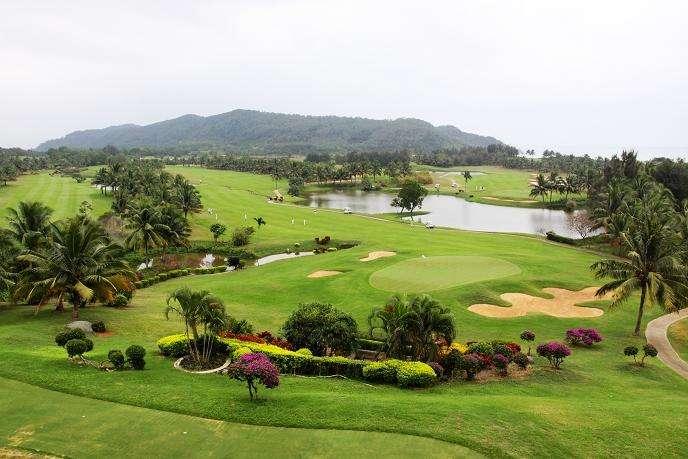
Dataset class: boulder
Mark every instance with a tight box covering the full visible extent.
[66,320,93,334]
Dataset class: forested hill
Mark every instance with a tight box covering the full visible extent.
[36,109,501,153]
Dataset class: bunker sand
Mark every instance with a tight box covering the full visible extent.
[307,270,342,278]
[468,287,606,318]
[360,251,396,262]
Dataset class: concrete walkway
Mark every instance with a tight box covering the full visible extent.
[645,309,688,379]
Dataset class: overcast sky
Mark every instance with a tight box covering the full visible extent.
[2,0,687,157]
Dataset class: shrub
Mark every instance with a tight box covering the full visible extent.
[65,339,89,358]
[520,330,536,355]
[512,352,530,370]
[156,334,190,357]
[624,345,639,363]
[356,338,385,352]
[449,342,468,354]
[441,348,464,378]
[91,321,106,333]
[233,347,253,359]
[232,226,255,246]
[460,353,486,380]
[225,317,254,335]
[492,343,513,358]
[281,302,358,356]
[107,293,129,308]
[537,341,571,369]
[566,328,603,346]
[227,352,280,400]
[428,362,444,379]
[126,345,146,370]
[641,344,658,365]
[108,349,125,370]
[295,348,313,356]
[55,328,86,347]
[505,342,522,355]
[362,361,398,383]
[493,353,509,375]
[396,362,437,388]
[467,341,494,356]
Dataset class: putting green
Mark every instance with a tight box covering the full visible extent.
[369,255,521,293]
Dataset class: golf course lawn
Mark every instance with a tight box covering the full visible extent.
[668,318,688,362]
[369,256,521,293]
[416,165,585,207]
[1,167,688,458]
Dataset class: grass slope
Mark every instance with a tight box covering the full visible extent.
[668,318,688,362]
[0,168,687,457]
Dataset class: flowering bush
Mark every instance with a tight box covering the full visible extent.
[427,362,444,379]
[220,332,266,344]
[459,353,486,380]
[493,353,509,375]
[520,330,535,342]
[537,341,571,369]
[257,331,293,350]
[565,328,603,346]
[227,352,280,400]
[492,342,513,358]
[450,342,468,354]
[512,352,529,370]
[641,344,658,366]
[467,341,494,356]
[505,342,522,355]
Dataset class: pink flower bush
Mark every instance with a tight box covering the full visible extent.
[227,352,280,400]
[565,328,603,347]
[536,341,571,369]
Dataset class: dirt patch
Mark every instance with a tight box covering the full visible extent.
[468,287,606,318]
[96,331,115,338]
[0,448,58,459]
[307,270,342,278]
[360,251,396,262]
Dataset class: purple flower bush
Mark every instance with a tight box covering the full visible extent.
[227,352,280,400]
[520,330,536,355]
[493,353,509,375]
[565,328,603,347]
[536,341,571,369]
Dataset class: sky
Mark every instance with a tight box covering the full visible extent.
[1,0,687,158]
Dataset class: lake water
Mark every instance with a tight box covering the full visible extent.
[304,189,590,238]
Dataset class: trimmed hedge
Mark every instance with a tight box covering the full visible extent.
[157,334,436,387]
[139,266,227,289]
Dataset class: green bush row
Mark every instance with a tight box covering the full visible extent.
[136,266,228,289]
[156,334,437,387]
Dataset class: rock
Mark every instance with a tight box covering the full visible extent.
[66,320,94,334]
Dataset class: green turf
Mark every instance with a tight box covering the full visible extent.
[368,255,521,293]
[668,318,688,362]
[0,167,687,457]
[0,377,478,459]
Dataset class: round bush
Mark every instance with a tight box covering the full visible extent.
[512,352,529,370]
[108,349,125,370]
[537,341,571,369]
[65,339,88,357]
[55,328,86,347]
[109,294,129,308]
[520,330,536,342]
[83,338,94,353]
[91,321,106,333]
[126,344,146,370]
[623,346,639,357]
[362,361,397,383]
[565,328,603,346]
[460,353,486,380]
[427,362,444,379]
[233,347,253,359]
[493,353,509,374]
[396,362,437,388]
[467,341,494,356]
[295,348,313,356]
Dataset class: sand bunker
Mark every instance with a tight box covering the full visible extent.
[468,287,607,318]
[307,270,342,278]
[360,251,396,262]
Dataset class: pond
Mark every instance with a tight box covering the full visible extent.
[304,189,592,238]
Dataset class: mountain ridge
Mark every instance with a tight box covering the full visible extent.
[36,109,501,153]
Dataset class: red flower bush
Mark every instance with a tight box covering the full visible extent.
[227,352,280,400]
[220,332,266,344]
[505,342,522,355]
[537,341,571,369]
[565,328,603,347]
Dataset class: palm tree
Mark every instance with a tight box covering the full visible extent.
[254,216,266,227]
[7,201,53,251]
[165,288,227,364]
[591,192,688,335]
[124,200,170,254]
[547,171,559,203]
[16,217,134,319]
[529,173,548,203]
[462,170,472,192]
[176,181,202,217]
[368,294,455,361]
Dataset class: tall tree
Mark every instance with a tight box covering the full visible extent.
[6,201,54,251]
[124,200,170,254]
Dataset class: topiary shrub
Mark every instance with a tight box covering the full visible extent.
[233,346,253,360]
[227,352,280,400]
[281,302,358,356]
[65,339,89,358]
[91,321,106,333]
[520,330,536,355]
[641,344,658,366]
[295,348,313,356]
[108,349,125,370]
[566,327,603,347]
[55,328,86,347]
[126,345,146,370]
[107,293,129,308]
[537,341,571,369]
[362,361,398,383]
[624,345,639,364]
[396,361,437,388]
[156,334,190,357]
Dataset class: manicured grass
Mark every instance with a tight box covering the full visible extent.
[0,172,111,220]
[369,255,521,293]
[668,317,688,362]
[0,377,477,459]
[416,165,585,207]
[1,167,687,457]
